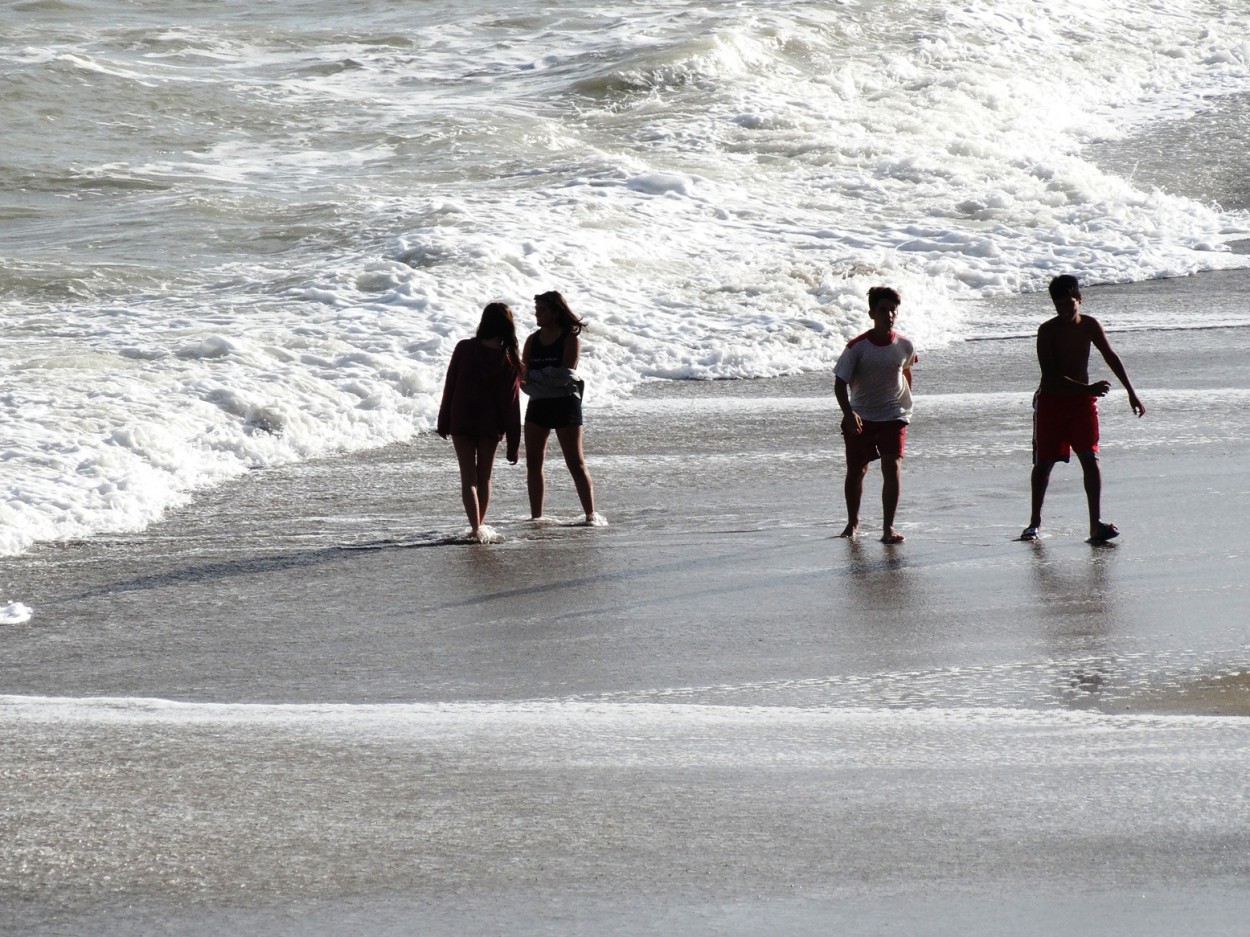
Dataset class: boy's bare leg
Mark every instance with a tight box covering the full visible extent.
[524,423,550,519]
[1077,452,1105,537]
[554,425,595,517]
[1028,461,1054,531]
[880,456,904,543]
[839,461,869,538]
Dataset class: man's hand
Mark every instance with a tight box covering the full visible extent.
[507,449,519,465]
[1128,393,1145,418]
[1089,380,1112,397]
[841,412,863,435]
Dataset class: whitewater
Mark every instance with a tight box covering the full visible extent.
[3,0,1250,560]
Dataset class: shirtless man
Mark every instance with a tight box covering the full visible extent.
[834,286,918,544]
[1021,275,1145,543]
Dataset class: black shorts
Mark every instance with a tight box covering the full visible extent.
[525,395,583,429]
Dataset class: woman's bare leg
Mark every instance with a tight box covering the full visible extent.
[554,425,595,516]
[524,423,550,518]
[452,435,490,530]
[473,437,499,523]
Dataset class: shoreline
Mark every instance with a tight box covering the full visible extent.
[3,270,1249,716]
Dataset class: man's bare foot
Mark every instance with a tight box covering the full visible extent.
[838,523,858,539]
[881,529,905,544]
[1088,521,1120,544]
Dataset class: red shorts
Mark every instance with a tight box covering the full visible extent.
[1033,391,1098,464]
[843,419,907,468]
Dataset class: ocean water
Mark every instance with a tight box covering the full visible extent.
[3,0,1250,562]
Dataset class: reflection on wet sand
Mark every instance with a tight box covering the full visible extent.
[1028,544,1116,711]
[1117,671,1250,717]
[1023,544,1250,718]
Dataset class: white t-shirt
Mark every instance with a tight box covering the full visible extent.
[833,331,918,423]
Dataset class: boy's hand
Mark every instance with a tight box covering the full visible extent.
[1090,380,1112,397]
[1128,394,1145,418]
[841,412,863,435]
[507,448,520,464]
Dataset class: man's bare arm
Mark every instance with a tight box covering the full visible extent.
[1090,320,1146,417]
[834,376,862,434]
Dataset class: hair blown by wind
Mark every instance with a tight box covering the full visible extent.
[534,290,585,335]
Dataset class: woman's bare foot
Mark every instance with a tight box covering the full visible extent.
[838,523,858,539]
[881,529,905,544]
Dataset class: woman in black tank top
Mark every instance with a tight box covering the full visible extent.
[522,291,602,524]
[524,329,581,431]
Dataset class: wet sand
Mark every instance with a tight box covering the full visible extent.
[3,274,1250,935]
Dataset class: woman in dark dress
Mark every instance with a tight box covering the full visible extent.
[522,291,600,523]
[437,302,522,537]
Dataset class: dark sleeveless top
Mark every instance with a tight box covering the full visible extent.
[527,330,567,370]
[524,329,583,429]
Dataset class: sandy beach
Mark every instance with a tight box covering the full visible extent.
[3,274,1250,935]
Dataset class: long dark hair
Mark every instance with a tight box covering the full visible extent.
[477,302,521,375]
[534,290,585,335]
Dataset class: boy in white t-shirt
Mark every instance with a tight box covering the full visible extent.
[833,286,918,544]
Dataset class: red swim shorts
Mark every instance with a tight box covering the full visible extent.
[842,418,907,468]
[1033,391,1099,464]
